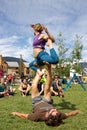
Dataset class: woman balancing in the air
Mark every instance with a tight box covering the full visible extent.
[29,23,59,76]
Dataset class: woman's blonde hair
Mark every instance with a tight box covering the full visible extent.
[31,23,43,33]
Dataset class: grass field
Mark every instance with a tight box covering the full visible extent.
[0,84,87,130]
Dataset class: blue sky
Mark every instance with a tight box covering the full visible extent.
[0,0,87,62]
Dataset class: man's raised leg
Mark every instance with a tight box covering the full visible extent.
[44,64,52,101]
[31,72,42,98]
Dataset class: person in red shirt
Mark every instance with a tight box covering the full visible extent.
[12,64,80,126]
[7,74,13,85]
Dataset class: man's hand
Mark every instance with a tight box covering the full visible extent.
[12,112,18,116]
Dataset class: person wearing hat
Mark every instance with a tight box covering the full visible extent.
[29,23,59,76]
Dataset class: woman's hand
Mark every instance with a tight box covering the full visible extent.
[42,25,48,33]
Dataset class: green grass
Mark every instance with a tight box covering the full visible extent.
[0,84,87,130]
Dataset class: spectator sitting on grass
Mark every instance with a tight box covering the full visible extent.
[51,75,64,97]
[19,77,31,97]
[5,78,16,95]
[0,78,8,98]
[0,77,15,97]
[0,78,15,97]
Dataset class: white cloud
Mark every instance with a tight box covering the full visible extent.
[0,35,19,44]
[0,35,33,62]
[27,37,33,47]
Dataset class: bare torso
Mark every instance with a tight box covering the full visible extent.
[33,48,44,58]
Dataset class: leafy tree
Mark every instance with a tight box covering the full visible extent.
[54,33,69,77]
[71,63,83,74]
[56,32,69,62]
[70,35,83,74]
[53,64,71,78]
[52,34,84,77]
[71,35,83,63]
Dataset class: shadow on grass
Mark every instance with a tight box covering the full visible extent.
[54,99,77,110]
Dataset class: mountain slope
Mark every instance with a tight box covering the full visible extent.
[3,56,27,62]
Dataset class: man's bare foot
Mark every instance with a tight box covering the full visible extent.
[46,39,53,48]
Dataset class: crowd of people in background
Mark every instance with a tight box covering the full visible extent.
[0,69,66,98]
[0,75,16,98]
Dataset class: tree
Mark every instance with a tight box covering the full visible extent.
[70,35,83,74]
[53,32,69,77]
[53,33,83,77]
[71,35,83,63]
[56,32,69,62]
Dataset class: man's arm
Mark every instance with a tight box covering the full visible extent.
[50,87,58,96]
[65,110,80,118]
[12,112,43,121]
[57,110,80,121]
[12,112,29,119]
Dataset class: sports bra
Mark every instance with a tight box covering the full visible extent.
[33,34,47,49]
